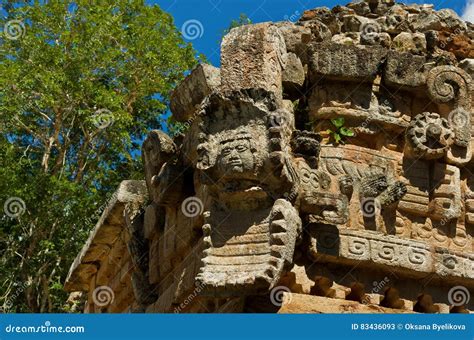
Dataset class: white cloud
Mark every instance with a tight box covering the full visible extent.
[462,0,474,22]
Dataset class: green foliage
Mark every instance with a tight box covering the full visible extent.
[326,117,355,145]
[0,0,198,312]
[221,13,251,41]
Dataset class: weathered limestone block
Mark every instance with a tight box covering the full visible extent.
[300,20,332,43]
[331,32,360,45]
[170,64,220,122]
[95,254,115,286]
[142,130,176,202]
[143,203,164,240]
[220,23,286,102]
[434,249,473,279]
[172,240,204,305]
[148,235,160,285]
[361,31,391,47]
[281,265,314,294]
[383,51,427,88]
[437,31,474,59]
[429,164,461,221]
[309,81,373,112]
[153,161,187,206]
[158,220,176,278]
[282,52,305,99]
[124,203,158,309]
[376,4,410,34]
[274,22,311,55]
[174,206,200,256]
[299,7,340,35]
[459,58,474,78]
[66,291,86,313]
[392,32,426,54]
[309,43,387,82]
[65,180,147,292]
[279,294,414,314]
[330,4,355,17]
[346,1,371,16]
[82,244,111,263]
[308,224,474,282]
[398,159,430,216]
[409,8,466,33]
[342,14,374,33]
[435,9,467,32]
[106,285,134,313]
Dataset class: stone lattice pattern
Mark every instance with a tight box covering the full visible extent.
[65,0,474,314]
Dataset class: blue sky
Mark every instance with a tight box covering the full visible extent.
[152,0,470,66]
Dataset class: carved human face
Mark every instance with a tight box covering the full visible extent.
[217,138,254,176]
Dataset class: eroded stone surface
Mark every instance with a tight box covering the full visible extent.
[170,64,220,122]
[66,0,474,314]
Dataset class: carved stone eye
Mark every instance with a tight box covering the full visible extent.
[236,145,248,153]
[222,147,232,156]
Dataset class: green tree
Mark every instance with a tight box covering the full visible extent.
[220,13,251,42]
[0,0,199,312]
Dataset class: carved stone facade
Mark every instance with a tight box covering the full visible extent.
[66,0,473,313]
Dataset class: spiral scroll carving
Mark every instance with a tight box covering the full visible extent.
[427,66,472,109]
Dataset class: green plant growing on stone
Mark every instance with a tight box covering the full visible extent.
[327,117,355,144]
[221,13,252,42]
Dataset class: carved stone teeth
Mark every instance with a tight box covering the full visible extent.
[270,221,286,233]
[270,234,286,246]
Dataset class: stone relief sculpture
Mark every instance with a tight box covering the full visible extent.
[191,91,302,296]
[140,0,474,312]
[66,0,473,313]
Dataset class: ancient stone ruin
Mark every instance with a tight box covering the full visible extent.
[65,0,473,313]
